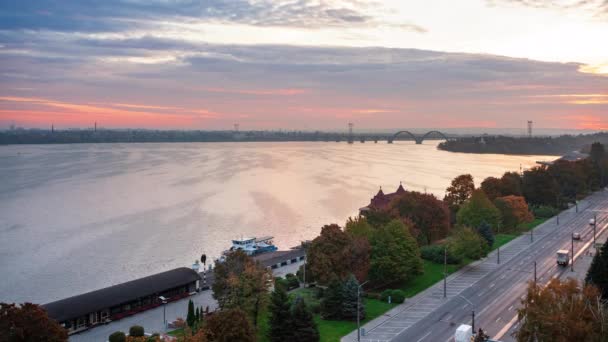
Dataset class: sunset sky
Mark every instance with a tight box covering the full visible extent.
[1,0,607,131]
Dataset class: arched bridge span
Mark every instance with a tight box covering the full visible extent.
[389,130,450,144]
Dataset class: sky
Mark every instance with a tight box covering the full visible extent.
[0,0,607,131]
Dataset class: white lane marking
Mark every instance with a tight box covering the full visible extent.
[508,305,514,311]
[416,331,431,342]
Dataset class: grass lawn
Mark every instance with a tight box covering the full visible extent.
[398,260,459,298]
[257,287,397,342]
[517,217,549,232]
[493,233,517,250]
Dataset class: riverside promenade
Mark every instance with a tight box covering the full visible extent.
[69,248,305,341]
[342,189,608,342]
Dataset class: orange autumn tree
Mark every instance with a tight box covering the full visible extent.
[515,278,608,341]
[0,303,68,342]
[494,195,533,230]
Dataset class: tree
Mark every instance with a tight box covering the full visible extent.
[369,220,423,286]
[447,227,489,261]
[456,189,501,229]
[341,274,365,321]
[320,279,344,320]
[476,221,494,248]
[212,250,271,327]
[515,278,608,341]
[586,241,608,300]
[205,309,255,342]
[0,302,68,342]
[548,160,588,202]
[268,282,293,342]
[523,166,559,207]
[590,142,606,164]
[480,177,503,201]
[344,216,374,239]
[109,331,127,342]
[291,297,319,342]
[500,172,523,197]
[494,196,533,230]
[129,325,144,337]
[390,191,451,244]
[443,174,475,212]
[187,299,195,327]
[306,224,370,284]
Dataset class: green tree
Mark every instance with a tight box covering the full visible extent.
[109,331,126,342]
[129,325,144,337]
[320,279,344,320]
[186,299,195,327]
[443,174,475,212]
[211,250,271,327]
[205,309,255,342]
[268,283,293,342]
[341,274,365,321]
[345,216,374,239]
[480,177,503,201]
[0,302,68,342]
[586,241,608,300]
[589,142,605,164]
[448,227,490,261]
[457,189,501,229]
[291,297,320,342]
[500,172,523,197]
[476,221,494,248]
[523,166,559,207]
[369,220,423,286]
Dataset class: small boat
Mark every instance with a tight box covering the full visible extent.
[223,236,278,257]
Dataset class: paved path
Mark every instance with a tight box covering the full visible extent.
[342,189,608,342]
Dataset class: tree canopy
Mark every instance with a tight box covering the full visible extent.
[291,297,320,342]
[204,309,255,342]
[211,250,271,326]
[267,282,293,342]
[447,226,489,261]
[494,195,533,230]
[0,302,68,342]
[369,220,423,286]
[515,278,608,342]
[456,189,501,229]
[523,166,560,207]
[443,174,475,213]
[586,241,608,300]
[389,191,451,244]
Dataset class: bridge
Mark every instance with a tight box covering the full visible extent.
[387,130,450,144]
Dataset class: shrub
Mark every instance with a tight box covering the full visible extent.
[129,325,144,337]
[285,273,300,290]
[532,205,559,218]
[390,290,406,304]
[309,302,321,314]
[420,244,462,264]
[380,289,405,304]
[274,277,288,290]
[147,334,160,342]
[109,331,126,342]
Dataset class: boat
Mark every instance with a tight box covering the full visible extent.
[223,236,278,257]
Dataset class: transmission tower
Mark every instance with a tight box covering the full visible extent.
[348,122,354,144]
[234,123,240,132]
[527,121,533,138]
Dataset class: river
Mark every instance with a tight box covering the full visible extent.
[0,141,552,304]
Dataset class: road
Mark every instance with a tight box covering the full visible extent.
[390,189,608,342]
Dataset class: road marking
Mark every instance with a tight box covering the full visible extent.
[416,331,431,342]
[496,317,502,323]
[490,283,495,288]
[508,305,513,311]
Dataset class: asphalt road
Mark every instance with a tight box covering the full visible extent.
[391,189,608,342]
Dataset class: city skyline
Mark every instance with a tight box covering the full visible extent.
[1,0,608,130]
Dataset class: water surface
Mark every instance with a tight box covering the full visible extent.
[0,142,552,303]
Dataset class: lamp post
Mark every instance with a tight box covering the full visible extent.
[497,223,501,264]
[443,246,447,298]
[594,213,597,246]
[158,296,167,330]
[201,254,207,289]
[357,280,370,342]
[534,261,537,284]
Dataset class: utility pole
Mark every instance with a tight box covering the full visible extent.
[443,246,447,298]
[302,241,307,288]
[534,261,537,284]
[571,233,575,272]
[357,281,369,342]
[348,122,354,144]
[557,213,559,226]
[530,227,533,243]
[472,310,475,332]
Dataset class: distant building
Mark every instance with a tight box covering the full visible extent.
[359,183,406,215]
[43,267,201,335]
[536,151,589,166]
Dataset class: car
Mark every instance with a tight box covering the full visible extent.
[573,232,581,240]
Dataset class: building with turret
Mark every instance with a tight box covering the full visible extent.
[359,183,406,215]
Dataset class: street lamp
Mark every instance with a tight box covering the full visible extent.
[200,254,207,289]
[158,296,167,330]
[571,233,575,272]
[357,281,370,342]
